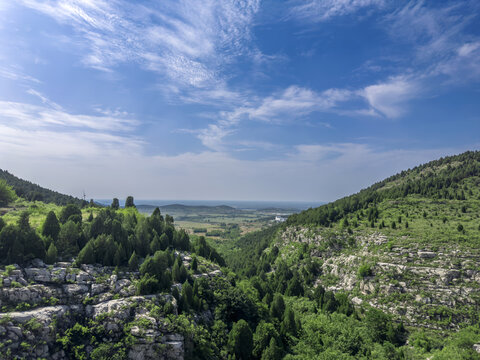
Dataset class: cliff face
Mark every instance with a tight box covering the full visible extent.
[0,257,219,360]
[275,226,480,330]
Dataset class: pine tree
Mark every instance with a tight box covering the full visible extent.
[125,196,135,208]
[182,280,193,308]
[191,256,198,272]
[113,245,124,267]
[42,211,60,240]
[179,264,188,283]
[59,204,82,224]
[45,243,58,264]
[270,293,285,320]
[111,198,120,210]
[128,251,139,270]
[229,320,253,360]
[261,338,282,360]
[172,261,180,282]
[18,211,31,232]
[57,220,80,259]
[281,306,297,336]
[76,241,95,264]
[150,234,162,253]
[0,179,16,206]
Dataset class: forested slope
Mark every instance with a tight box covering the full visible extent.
[222,150,480,359]
[0,169,86,206]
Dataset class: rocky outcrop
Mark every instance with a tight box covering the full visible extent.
[279,226,480,330]
[0,259,223,360]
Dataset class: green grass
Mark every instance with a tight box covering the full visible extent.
[1,199,102,230]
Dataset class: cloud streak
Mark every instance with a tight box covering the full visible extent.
[288,0,385,22]
[0,100,138,132]
[18,0,260,96]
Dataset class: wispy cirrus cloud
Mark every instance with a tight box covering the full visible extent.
[383,1,480,79]
[189,85,358,150]
[354,1,480,118]
[18,0,260,96]
[0,99,138,133]
[288,0,385,22]
[0,65,41,84]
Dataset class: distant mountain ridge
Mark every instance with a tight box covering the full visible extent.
[136,203,237,214]
[0,169,86,206]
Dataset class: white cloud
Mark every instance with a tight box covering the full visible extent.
[361,76,420,118]
[0,100,138,132]
[0,125,141,159]
[195,124,234,152]
[245,86,353,123]
[458,42,480,58]
[384,1,480,76]
[289,0,385,22]
[0,66,41,83]
[17,0,260,96]
[26,89,63,110]
[188,85,356,150]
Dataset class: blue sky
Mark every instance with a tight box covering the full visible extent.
[0,0,479,201]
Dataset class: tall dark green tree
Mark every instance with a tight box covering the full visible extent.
[59,204,82,224]
[57,220,81,259]
[111,198,120,210]
[42,211,60,240]
[253,322,279,359]
[0,179,16,206]
[125,196,135,208]
[128,251,139,270]
[260,338,282,360]
[229,319,253,360]
[45,242,58,264]
[270,293,285,320]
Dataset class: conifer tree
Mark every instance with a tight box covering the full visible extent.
[191,256,198,272]
[77,241,96,264]
[45,242,58,264]
[128,251,139,270]
[0,179,16,206]
[229,320,253,360]
[111,198,120,210]
[125,196,135,208]
[42,211,60,240]
[150,234,162,253]
[270,293,285,320]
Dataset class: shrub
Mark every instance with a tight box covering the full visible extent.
[358,263,374,278]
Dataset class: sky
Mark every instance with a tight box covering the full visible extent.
[0,0,479,202]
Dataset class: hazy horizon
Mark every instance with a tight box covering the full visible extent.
[95,198,325,210]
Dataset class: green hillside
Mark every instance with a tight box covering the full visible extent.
[287,150,480,228]
[0,169,86,206]
[221,151,480,359]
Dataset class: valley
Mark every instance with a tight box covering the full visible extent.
[1,151,480,359]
